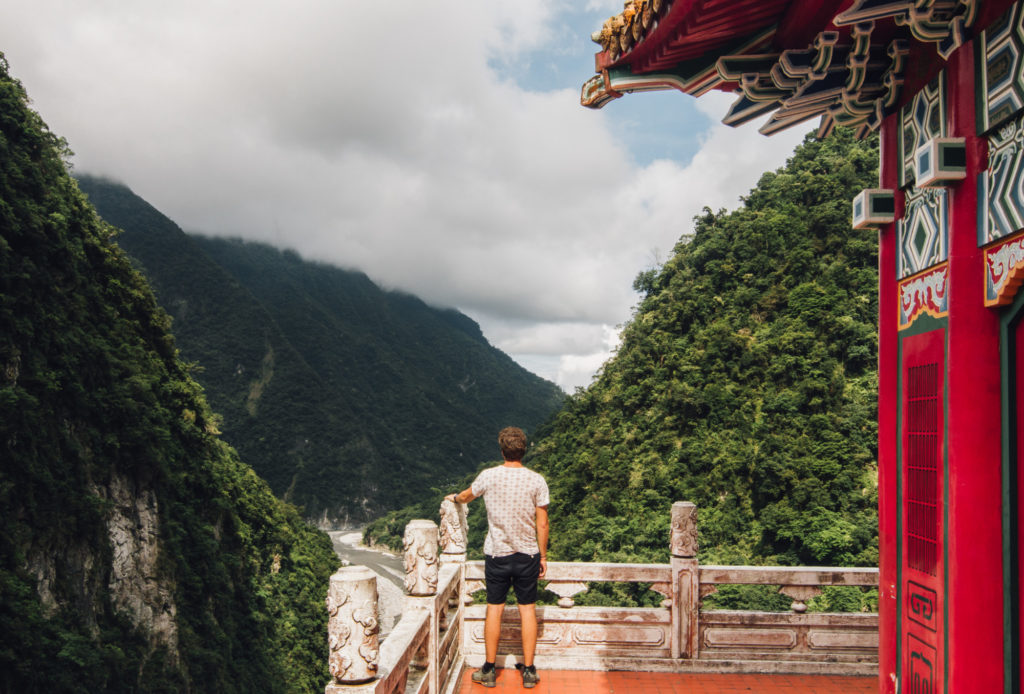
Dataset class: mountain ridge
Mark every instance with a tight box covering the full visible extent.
[76,174,565,523]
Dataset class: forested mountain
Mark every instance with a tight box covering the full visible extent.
[0,54,337,693]
[368,130,880,571]
[75,176,565,524]
[532,130,879,567]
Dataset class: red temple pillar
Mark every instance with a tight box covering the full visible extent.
[877,110,900,694]
[943,40,1004,693]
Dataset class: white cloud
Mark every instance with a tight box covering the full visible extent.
[0,1,808,392]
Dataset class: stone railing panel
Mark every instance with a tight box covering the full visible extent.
[463,604,672,664]
[370,607,430,694]
[699,611,878,664]
[433,564,462,691]
[326,502,880,692]
[699,565,878,586]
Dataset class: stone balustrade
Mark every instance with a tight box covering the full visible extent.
[324,501,879,693]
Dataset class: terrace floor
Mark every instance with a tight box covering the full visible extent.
[453,668,878,693]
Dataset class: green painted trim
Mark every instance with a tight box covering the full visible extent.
[979,173,989,248]
[943,331,950,694]
[1000,290,1024,694]
[899,312,947,337]
[896,337,904,685]
[976,27,989,135]
[938,71,947,140]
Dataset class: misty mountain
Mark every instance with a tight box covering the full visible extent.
[76,175,564,523]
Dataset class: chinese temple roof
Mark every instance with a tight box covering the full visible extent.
[582,0,980,138]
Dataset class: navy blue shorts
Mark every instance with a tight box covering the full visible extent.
[484,552,541,605]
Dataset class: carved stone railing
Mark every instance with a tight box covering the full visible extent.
[324,501,879,693]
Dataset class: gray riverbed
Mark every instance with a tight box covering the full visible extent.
[328,530,407,636]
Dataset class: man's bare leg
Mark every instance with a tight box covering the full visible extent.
[517,603,537,667]
[484,603,504,664]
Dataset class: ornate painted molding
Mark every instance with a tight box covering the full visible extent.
[978,4,1024,133]
[979,115,1024,245]
[581,29,774,109]
[899,187,948,279]
[900,75,946,189]
[907,580,938,632]
[899,264,949,329]
[834,0,977,59]
[717,23,910,139]
[582,64,721,109]
[984,230,1024,306]
[581,0,976,140]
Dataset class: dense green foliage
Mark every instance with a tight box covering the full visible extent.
[363,464,490,555]
[360,131,881,576]
[0,54,338,692]
[365,132,880,571]
[75,176,565,522]
[531,129,880,568]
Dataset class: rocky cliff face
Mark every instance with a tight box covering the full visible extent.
[101,473,179,659]
[23,472,179,662]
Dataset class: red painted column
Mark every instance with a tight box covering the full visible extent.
[876,111,901,694]
[1016,320,1024,680]
[943,41,1004,693]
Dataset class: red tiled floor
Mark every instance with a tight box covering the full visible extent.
[454,668,878,693]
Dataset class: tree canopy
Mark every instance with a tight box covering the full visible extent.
[531,129,880,568]
[0,53,338,693]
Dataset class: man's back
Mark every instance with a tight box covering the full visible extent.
[472,464,548,557]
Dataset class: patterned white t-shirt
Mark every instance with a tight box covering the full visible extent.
[471,464,549,557]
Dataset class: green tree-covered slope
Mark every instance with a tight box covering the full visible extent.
[0,55,338,692]
[362,131,880,575]
[531,130,880,567]
[75,177,565,523]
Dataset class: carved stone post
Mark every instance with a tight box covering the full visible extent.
[324,566,380,692]
[670,501,700,659]
[404,519,440,693]
[439,499,467,689]
[404,519,440,595]
[438,499,468,564]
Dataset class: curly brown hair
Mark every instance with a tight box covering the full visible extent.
[498,427,527,462]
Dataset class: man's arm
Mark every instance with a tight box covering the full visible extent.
[445,487,476,504]
[536,505,549,578]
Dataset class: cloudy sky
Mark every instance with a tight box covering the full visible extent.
[0,0,807,391]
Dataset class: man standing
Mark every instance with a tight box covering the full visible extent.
[445,427,549,689]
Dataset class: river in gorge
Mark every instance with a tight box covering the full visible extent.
[327,529,408,636]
